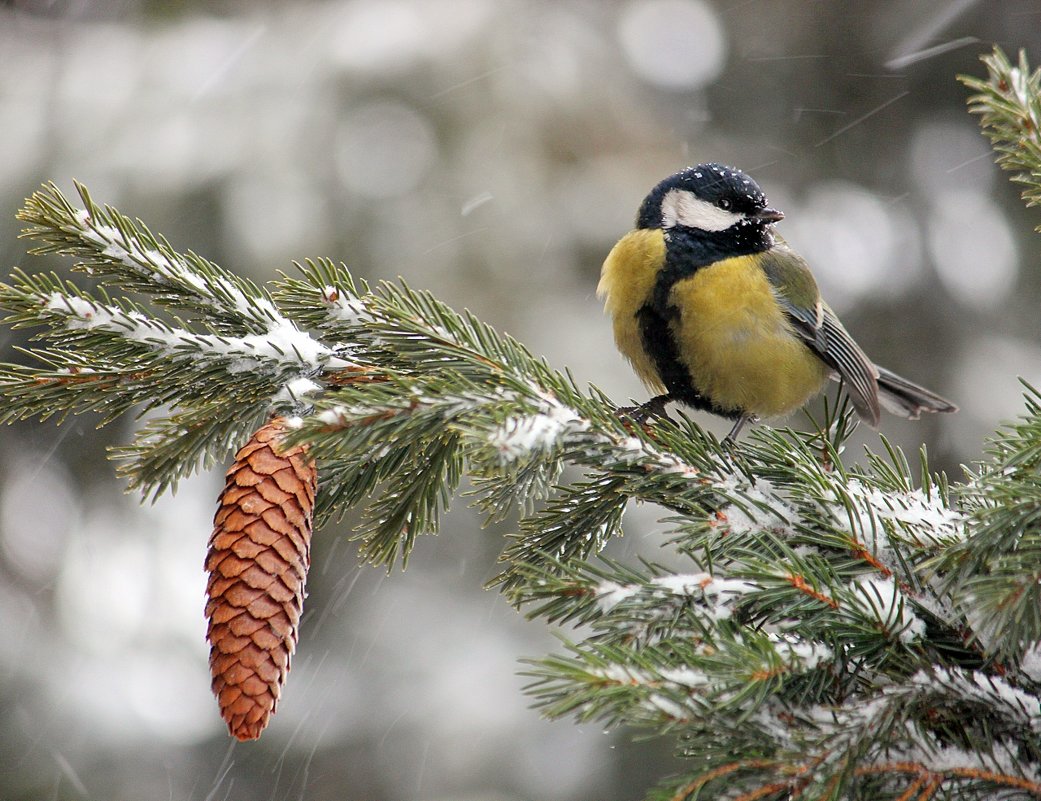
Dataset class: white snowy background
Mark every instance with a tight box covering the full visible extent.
[1,1,1039,800]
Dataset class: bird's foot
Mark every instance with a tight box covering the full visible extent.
[722,415,758,446]
[615,394,674,432]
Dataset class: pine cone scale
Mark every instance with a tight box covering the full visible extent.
[212,580,263,608]
[241,521,283,547]
[264,578,296,604]
[205,418,316,741]
[245,593,284,620]
[228,469,265,488]
[207,552,254,577]
[260,507,297,534]
[276,503,310,531]
[216,661,254,685]
[211,529,247,550]
[271,465,315,498]
[211,632,252,653]
[229,536,267,560]
[254,480,293,506]
[227,614,266,636]
[265,610,295,639]
[215,508,257,532]
[268,533,308,567]
[246,447,290,474]
[238,494,275,515]
[251,545,290,575]
[250,626,285,652]
[239,563,280,590]
[207,602,244,625]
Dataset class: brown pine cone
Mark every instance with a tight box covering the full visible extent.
[205,418,317,741]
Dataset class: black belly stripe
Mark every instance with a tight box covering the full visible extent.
[636,304,687,396]
[635,225,774,420]
[636,302,738,418]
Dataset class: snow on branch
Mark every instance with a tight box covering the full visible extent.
[6,59,1041,797]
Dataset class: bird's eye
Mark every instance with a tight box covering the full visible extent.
[718,199,732,210]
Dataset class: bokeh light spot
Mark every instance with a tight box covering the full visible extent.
[328,0,427,74]
[928,190,1017,308]
[909,118,995,196]
[617,0,726,90]
[335,100,437,199]
[782,181,922,312]
[1,458,77,583]
[223,173,332,264]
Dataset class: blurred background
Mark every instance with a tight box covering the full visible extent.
[1,1,1039,799]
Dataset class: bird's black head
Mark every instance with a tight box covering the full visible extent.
[636,163,783,236]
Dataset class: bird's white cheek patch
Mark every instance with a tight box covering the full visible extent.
[661,189,744,232]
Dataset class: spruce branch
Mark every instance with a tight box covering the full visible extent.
[962,47,1041,229]
[0,182,1015,800]
[4,43,1041,796]
[3,185,351,496]
[938,381,1041,664]
[18,182,275,330]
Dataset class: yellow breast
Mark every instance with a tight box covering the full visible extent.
[668,255,829,418]
[597,228,668,393]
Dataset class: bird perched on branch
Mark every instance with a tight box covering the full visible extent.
[597,163,957,441]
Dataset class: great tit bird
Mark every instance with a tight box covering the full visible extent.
[598,163,957,441]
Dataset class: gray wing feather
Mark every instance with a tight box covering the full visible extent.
[783,299,825,351]
[772,295,882,427]
[761,246,882,426]
[818,308,881,426]
[875,365,958,419]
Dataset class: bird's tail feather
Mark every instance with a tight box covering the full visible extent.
[875,365,958,420]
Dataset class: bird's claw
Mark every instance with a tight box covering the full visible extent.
[615,395,675,435]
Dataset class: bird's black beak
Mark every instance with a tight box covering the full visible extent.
[752,207,784,224]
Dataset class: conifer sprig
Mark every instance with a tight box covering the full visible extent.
[18,182,273,330]
[962,47,1041,229]
[1,43,1040,800]
[939,382,1041,665]
[0,176,1020,801]
[4,186,351,495]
